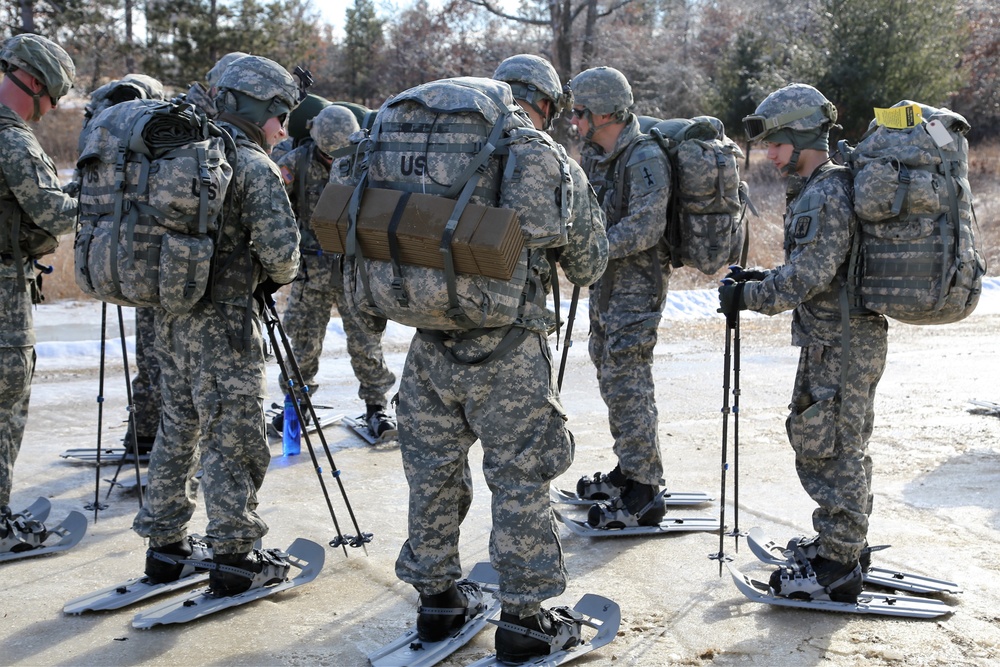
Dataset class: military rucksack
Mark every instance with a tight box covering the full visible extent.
[340,76,571,330]
[74,99,235,315]
[635,115,750,274]
[838,101,985,325]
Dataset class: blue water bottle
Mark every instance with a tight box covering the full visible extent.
[282,393,301,456]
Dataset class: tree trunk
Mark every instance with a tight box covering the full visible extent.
[19,0,34,33]
[125,0,135,72]
[581,0,598,70]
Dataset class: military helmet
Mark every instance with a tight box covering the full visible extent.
[287,93,330,140]
[0,33,75,100]
[310,104,360,156]
[215,55,299,126]
[743,83,837,149]
[119,73,165,101]
[493,54,569,119]
[568,66,632,117]
[206,51,249,89]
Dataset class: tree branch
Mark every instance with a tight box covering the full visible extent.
[570,0,634,22]
[465,0,548,26]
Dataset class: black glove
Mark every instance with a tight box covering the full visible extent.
[253,278,284,308]
[717,279,748,324]
[724,264,768,283]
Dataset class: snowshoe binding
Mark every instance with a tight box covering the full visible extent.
[575,465,627,501]
[208,548,291,596]
[417,580,486,642]
[586,481,667,529]
[768,535,863,603]
[0,505,48,554]
[366,404,398,442]
[145,535,213,584]
[493,606,583,665]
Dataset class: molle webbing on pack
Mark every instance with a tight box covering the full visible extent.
[74,99,235,315]
[319,77,568,332]
[840,101,985,325]
[633,115,750,276]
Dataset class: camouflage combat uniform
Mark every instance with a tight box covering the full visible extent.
[395,144,608,616]
[132,122,300,556]
[276,140,395,404]
[584,114,672,487]
[0,105,77,508]
[742,163,888,564]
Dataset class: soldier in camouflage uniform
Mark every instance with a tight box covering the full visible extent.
[276,103,397,439]
[132,55,301,596]
[0,34,77,545]
[719,83,888,603]
[568,67,672,529]
[482,54,612,661]
[388,72,608,664]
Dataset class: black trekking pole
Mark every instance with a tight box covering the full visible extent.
[259,294,372,556]
[709,304,735,576]
[730,309,744,551]
[557,285,580,392]
[84,303,109,522]
[105,306,145,506]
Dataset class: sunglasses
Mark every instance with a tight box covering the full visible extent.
[571,107,588,119]
[277,112,289,128]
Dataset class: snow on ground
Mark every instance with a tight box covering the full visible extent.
[35,276,1000,357]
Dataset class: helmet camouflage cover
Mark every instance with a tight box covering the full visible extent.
[568,66,632,117]
[310,104,360,156]
[287,93,330,140]
[215,55,299,125]
[493,54,570,115]
[743,83,837,150]
[0,33,75,100]
[206,51,249,89]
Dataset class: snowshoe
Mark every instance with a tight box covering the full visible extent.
[586,482,666,529]
[768,535,863,603]
[145,535,213,584]
[492,606,583,665]
[0,505,49,554]
[208,547,291,596]
[575,465,627,501]
[417,580,486,642]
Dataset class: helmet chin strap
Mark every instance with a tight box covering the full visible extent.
[8,70,44,121]
[583,109,619,145]
[780,146,802,177]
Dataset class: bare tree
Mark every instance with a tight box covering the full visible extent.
[465,0,633,79]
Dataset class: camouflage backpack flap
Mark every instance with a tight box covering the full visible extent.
[75,99,234,315]
[498,126,571,249]
[844,101,985,324]
[646,116,749,274]
[347,76,535,330]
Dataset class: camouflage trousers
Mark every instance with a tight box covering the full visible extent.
[0,346,34,508]
[282,256,395,405]
[787,318,888,564]
[129,307,161,441]
[394,328,573,616]
[132,302,270,556]
[588,294,666,486]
